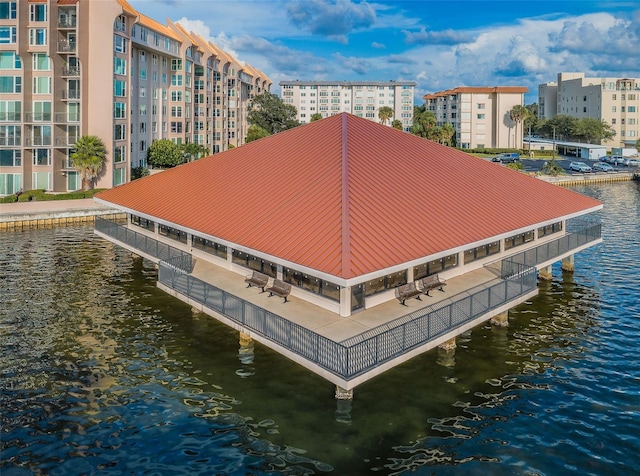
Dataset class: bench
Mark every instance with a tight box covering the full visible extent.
[244,270,269,292]
[394,282,422,306]
[266,279,292,303]
[419,274,447,296]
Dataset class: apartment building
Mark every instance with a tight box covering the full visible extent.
[279,80,416,131]
[539,72,640,147]
[0,0,271,196]
[423,86,528,150]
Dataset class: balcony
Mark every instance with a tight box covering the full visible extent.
[61,67,80,77]
[54,112,79,123]
[57,17,77,29]
[57,41,76,53]
[24,113,51,122]
[61,90,80,100]
[25,137,52,146]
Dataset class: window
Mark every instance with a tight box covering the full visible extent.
[113,167,125,186]
[0,172,21,195]
[364,271,407,297]
[0,52,20,70]
[0,125,20,146]
[29,28,47,46]
[170,121,182,133]
[32,76,51,94]
[32,125,51,146]
[140,140,146,151]
[504,230,535,250]
[629,106,637,113]
[464,241,500,264]
[413,254,458,280]
[114,35,126,53]
[0,100,20,121]
[171,59,182,70]
[171,106,182,117]
[171,90,182,101]
[32,101,51,121]
[0,149,20,166]
[171,74,182,86]
[30,3,47,21]
[33,172,51,190]
[67,102,79,122]
[140,122,146,133]
[33,148,51,165]
[140,68,146,80]
[31,53,50,71]
[0,26,17,44]
[139,50,146,62]
[114,79,126,97]
[0,76,20,93]
[113,102,126,119]
[538,221,562,238]
[114,57,127,75]
[114,123,126,140]
[0,2,17,19]
[139,104,146,116]
[477,113,485,119]
[612,106,617,113]
[114,145,126,163]
[192,236,227,259]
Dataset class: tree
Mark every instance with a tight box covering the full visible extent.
[440,123,455,146]
[378,106,394,125]
[147,139,184,168]
[539,115,579,141]
[310,113,323,122]
[572,118,616,144]
[248,92,299,135]
[509,104,530,149]
[70,135,107,190]
[391,119,403,130]
[411,107,436,139]
[636,138,640,153]
[182,142,209,162]
[245,124,270,143]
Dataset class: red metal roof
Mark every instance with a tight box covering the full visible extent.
[96,113,602,280]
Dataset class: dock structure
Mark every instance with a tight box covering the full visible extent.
[93,113,603,399]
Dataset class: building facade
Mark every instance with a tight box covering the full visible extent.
[279,80,416,131]
[423,86,528,149]
[0,0,271,196]
[538,72,640,148]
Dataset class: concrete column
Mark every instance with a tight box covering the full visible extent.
[490,311,509,327]
[339,286,351,317]
[562,254,575,273]
[539,265,553,281]
[238,331,254,365]
[335,386,353,400]
[438,337,456,352]
[335,391,352,424]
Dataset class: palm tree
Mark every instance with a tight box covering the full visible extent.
[391,119,403,130]
[509,105,530,150]
[378,106,394,125]
[70,135,107,190]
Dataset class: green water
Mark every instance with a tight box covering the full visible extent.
[1,182,639,475]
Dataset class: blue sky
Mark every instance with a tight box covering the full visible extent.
[129,0,640,103]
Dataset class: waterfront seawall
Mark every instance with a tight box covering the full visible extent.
[0,199,120,231]
[539,172,634,187]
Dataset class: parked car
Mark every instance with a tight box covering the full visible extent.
[592,162,614,173]
[491,153,520,163]
[622,158,639,167]
[600,155,612,163]
[609,155,625,165]
[569,161,593,173]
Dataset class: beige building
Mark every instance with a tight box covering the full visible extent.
[0,0,271,196]
[423,86,528,150]
[538,72,640,148]
[280,80,416,131]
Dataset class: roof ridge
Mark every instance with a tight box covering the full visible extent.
[341,114,351,277]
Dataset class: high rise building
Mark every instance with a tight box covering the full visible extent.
[423,86,528,150]
[538,73,640,148]
[279,80,416,131]
[0,0,271,196]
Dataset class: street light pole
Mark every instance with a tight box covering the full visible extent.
[552,126,556,159]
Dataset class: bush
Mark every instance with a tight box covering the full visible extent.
[131,166,150,180]
[1,188,105,203]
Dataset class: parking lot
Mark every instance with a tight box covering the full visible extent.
[492,156,634,175]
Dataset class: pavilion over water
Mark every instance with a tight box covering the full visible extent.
[95,113,602,395]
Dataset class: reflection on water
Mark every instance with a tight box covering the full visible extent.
[1,182,639,475]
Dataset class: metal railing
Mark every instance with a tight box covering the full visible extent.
[99,215,600,381]
[157,258,536,381]
[95,216,193,273]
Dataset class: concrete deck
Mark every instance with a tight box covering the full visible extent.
[0,198,115,223]
[190,258,501,343]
